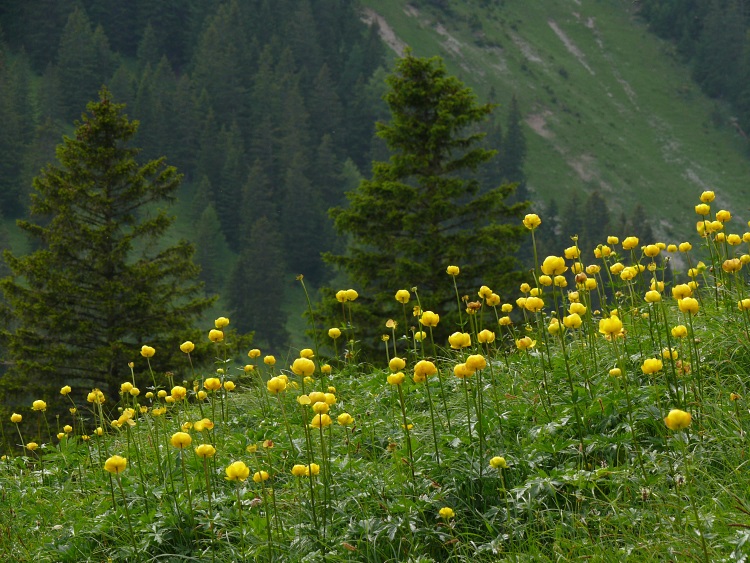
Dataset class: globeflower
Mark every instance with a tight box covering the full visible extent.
[291,357,315,377]
[32,400,47,412]
[248,348,261,359]
[267,377,287,394]
[389,357,406,372]
[695,203,710,216]
[345,289,359,301]
[328,328,341,339]
[622,236,639,250]
[291,464,309,477]
[563,313,582,329]
[395,289,410,303]
[180,341,195,354]
[10,413,22,423]
[515,336,536,350]
[419,311,440,327]
[664,409,692,430]
[337,413,354,426]
[195,444,216,459]
[208,329,223,343]
[678,297,699,315]
[524,296,544,313]
[204,377,222,391]
[414,360,437,379]
[700,190,715,203]
[60,385,71,395]
[171,386,187,401]
[671,284,692,299]
[439,507,455,519]
[223,381,235,391]
[446,265,460,276]
[717,209,731,222]
[310,413,332,428]
[490,456,508,469]
[523,213,541,230]
[225,461,250,481]
[140,345,155,358]
[477,329,496,344]
[453,363,473,378]
[253,470,270,483]
[26,442,39,451]
[264,355,276,366]
[599,314,623,338]
[387,372,405,385]
[104,455,127,474]
[644,290,661,303]
[641,358,663,374]
[465,354,487,371]
[541,255,566,276]
[448,332,471,349]
[215,316,230,329]
[739,299,750,311]
[564,246,580,259]
[170,432,192,449]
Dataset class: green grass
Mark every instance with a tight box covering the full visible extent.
[4,193,750,561]
[361,0,750,229]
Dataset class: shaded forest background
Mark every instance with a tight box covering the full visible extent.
[0,0,739,353]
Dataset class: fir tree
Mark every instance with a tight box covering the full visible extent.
[326,52,528,348]
[0,88,214,407]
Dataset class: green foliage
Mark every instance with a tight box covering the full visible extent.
[326,52,528,346]
[0,88,214,408]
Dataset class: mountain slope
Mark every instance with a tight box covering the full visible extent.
[361,0,750,236]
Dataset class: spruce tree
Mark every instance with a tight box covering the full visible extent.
[0,88,214,407]
[326,52,528,346]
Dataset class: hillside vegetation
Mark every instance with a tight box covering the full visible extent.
[362,0,750,232]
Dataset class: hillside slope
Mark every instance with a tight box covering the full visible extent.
[361,0,750,236]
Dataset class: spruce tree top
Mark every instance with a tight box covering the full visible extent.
[326,53,528,343]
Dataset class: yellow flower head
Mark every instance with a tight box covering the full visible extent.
[547,318,560,335]
[223,381,235,391]
[120,381,133,394]
[253,470,270,483]
[170,432,192,449]
[140,345,155,358]
[292,464,309,477]
[486,293,501,306]
[291,357,315,377]
[180,341,195,354]
[643,244,660,257]
[609,368,622,377]
[208,329,224,343]
[171,386,187,401]
[563,313,582,329]
[214,317,230,329]
[264,355,276,366]
[446,265,460,276]
[387,372,405,385]
[266,376,287,394]
[621,236,639,250]
[723,258,742,273]
[337,413,354,426]
[538,275,552,286]
[700,190,715,203]
[664,409,692,431]
[489,456,508,469]
[523,213,541,230]
[644,290,661,303]
[465,354,487,371]
[312,402,329,414]
[672,284,693,299]
[662,347,678,360]
[541,256,567,276]
[678,297,699,315]
[26,442,39,451]
[448,332,471,349]
[308,463,320,476]
[60,385,71,396]
[515,336,536,350]
[104,455,127,474]
[308,391,325,405]
[345,289,359,301]
[453,363,474,379]
[310,413,332,429]
[419,311,440,327]
[414,360,438,379]
[32,400,47,412]
[598,315,623,337]
[10,413,22,423]
[439,507,455,519]
[477,329,496,344]
[569,302,586,316]
[695,203,710,216]
[389,357,406,372]
[204,377,221,391]
[395,289,411,303]
[524,296,544,313]
[225,461,250,481]
[716,209,731,222]
[195,444,216,459]
[641,358,663,374]
[564,246,580,259]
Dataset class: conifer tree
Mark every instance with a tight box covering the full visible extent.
[0,88,213,405]
[326,53,528,345]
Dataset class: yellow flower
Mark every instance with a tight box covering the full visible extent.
[414,360,438,379]
[292,464,309,477]
[609,368,622,377]
[171,432,192,449]
[477,329,496,344]
[695,203,710,216]
[569,302,586,316]
[664,409,692,431]
[389,357,406,372]
[26,442,39,451]
[621,236,639,250]
[563,313,582,329]
[267,377,287,394]
[641,358,663,374]
[453,363,474,378]
[215,317,230,329]
[486,293,501,306]
[448,332,471,349]
[465,354,487,371]
[541,256,567,276]
[345,289,359,301]
[308,463,320,476]
[723,258,742,273]
[195,444,216,459]
[643,244,660,257]
[32,400,47,412]
[321,364,332,374]
[225,461,250,481]
[327,327,342,340]
[104,455,127,474]
[731,393,742,401]
[336,290,347,302]
[439,507,455,519]
[678,297,699,315]
[264,355,276,366]
[547,318,560,335]
[308,392,325,404]
[700,190,715,203]
[607,236,619,245]
[678,242,692,252]
[387,372,405,385]
[291,357,315,377]
[120,382,133,394]
[419,311,440,327]
[324,392,336,405]
[310,413,332,428]
[253,470,270,483]
[130,387,140,396]
[223,381,235,391]
[662,348,678,360]
[208,329,224,343]
[446,265,460,276]
[716,209,731,222]
[564,246,580,259]
[728,233,742,245]
[395,289,411,303]
[10,413,22,423]
[180,341,195,354]
[60,385,71,395]
[538,275,552,286]
[520,283,530,293]
[738,299,750,311]
[523,213,541,230]
[171,386,187,401]
[667,244,677,252]
[644,290,661,303]
[299,348,314,359]
[599,315,623,337]
[312,402,329,414]
[248,348,261,359]
[489,456,507,469]
[140,345,155,358]
[515,336,536,350]
[337,413,354,426]
[204,377,221,391]
[671,284,692,299]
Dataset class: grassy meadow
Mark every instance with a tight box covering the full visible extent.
[4,192,750,562]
